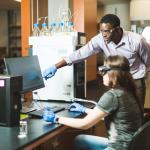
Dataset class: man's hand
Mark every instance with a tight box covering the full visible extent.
[69,102,86,113]
[42,65,57,80]
[43,107,58,123]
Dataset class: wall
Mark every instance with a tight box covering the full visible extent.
[99,2,130,30]
[85,0,97,81]
[97,5,104,23]
[21,0,30,56]
[48,0,71,23]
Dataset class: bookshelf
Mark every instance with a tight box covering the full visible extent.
[8,10,21,57]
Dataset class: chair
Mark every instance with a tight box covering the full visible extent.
[128,120,150,150]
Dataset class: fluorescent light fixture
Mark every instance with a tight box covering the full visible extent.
[14,0,21,2]
[130,0,150,20]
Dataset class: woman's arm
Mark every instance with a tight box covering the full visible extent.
[58,107,108,130]
[85,108,93,114]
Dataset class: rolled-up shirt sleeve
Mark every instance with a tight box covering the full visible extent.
[138,37,150,67]
[64,34,103,65]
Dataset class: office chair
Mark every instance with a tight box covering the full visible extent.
[128,120,150,150]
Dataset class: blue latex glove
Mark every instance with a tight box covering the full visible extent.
[42,65,57,80]
[43,107,57,123]
[69,102,86,113]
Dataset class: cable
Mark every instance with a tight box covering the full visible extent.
[71,98,97,106]
[33,92,41,100]
[33,92,44,109]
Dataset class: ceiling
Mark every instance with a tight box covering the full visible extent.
[0,0,130,10]
[0,0,20,10]
[98,0,130,5]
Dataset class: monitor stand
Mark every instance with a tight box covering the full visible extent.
[21,106,36,114]
[21,94,36,114]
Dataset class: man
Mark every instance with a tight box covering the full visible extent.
[43,14,150,109]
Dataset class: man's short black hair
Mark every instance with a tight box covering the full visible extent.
[100,14,120,28]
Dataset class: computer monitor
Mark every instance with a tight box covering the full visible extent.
[4,55,45,93]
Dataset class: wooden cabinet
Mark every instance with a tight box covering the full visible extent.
[8,10,21,57]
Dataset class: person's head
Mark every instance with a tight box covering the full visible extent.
[99,55,136,93]
[99,14,122,43]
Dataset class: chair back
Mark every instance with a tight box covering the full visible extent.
[129,121,150,150]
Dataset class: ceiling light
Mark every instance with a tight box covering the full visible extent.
[14,0,21,2]
[130,0,150,20]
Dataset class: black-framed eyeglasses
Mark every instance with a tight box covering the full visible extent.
[99,28,115,35]
[99,26,120,35]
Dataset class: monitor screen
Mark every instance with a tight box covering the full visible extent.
[4,55,45,93]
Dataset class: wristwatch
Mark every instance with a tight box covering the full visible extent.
[55,117,59,124]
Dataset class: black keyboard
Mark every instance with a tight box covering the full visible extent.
[28,106,65,118]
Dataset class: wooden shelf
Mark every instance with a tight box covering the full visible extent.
[9,47,21,49]
[9,24,21,28]
[8,10,21,57]
[9,35,21,38]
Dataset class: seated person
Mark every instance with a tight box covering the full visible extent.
[43,55,143,150]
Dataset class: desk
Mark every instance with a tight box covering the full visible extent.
[0,101,95,150]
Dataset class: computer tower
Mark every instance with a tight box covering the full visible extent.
[0,75,22,127]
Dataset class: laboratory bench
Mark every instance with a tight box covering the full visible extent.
[0,100,106,150]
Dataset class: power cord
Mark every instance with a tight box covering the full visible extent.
[33,92,44,109]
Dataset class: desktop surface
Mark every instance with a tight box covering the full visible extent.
[0,117,61,150]
[0,101,84,150]
[21,98,95,116]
